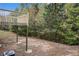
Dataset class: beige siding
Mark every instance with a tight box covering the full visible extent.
[0,14,29,26]
[17,14,29,25]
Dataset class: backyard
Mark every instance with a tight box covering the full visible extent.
[0,30,79,56]
[0,3,79,56]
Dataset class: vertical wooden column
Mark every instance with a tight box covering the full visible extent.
[16,25,18,43]
[26,25,28,51]
[16,13,18,43]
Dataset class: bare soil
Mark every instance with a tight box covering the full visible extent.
[0,31,79,56]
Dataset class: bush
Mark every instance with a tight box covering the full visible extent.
[38,29,56,41]
[12,25,27,36]
[11,24,79,45]
[63,30,79,45]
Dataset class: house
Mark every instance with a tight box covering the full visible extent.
[17,13,29,26]
[0,13,29,26]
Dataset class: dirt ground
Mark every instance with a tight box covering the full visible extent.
[0,31,79,56]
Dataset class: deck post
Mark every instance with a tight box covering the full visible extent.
[16,25,18,43]
[26,25,28,51]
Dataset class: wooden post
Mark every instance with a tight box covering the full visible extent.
[16,25,18,43]
[15,13,19,43]
[26,25,28,51]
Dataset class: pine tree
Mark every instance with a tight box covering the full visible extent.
[43,3,65,41]
[62,4,79,45]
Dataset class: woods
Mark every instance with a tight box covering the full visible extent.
[1,3,79,45]
[28,3,79,45]
[0,3,79,56]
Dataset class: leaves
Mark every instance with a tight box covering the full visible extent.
[12,3,79,45]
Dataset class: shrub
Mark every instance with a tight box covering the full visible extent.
[63,30,79,45]
[12,25,27,36]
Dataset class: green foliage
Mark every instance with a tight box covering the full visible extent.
[28,3,79,45]
[6,3,79,45]
[62,4,79,45]
[63,30,79,45]
[12,25,27,36]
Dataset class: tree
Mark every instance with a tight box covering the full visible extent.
[29,4,39,32]
[28,4,47,37]
[18,3,29,15]
[43,3,65,41]
[62,4,79,45]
